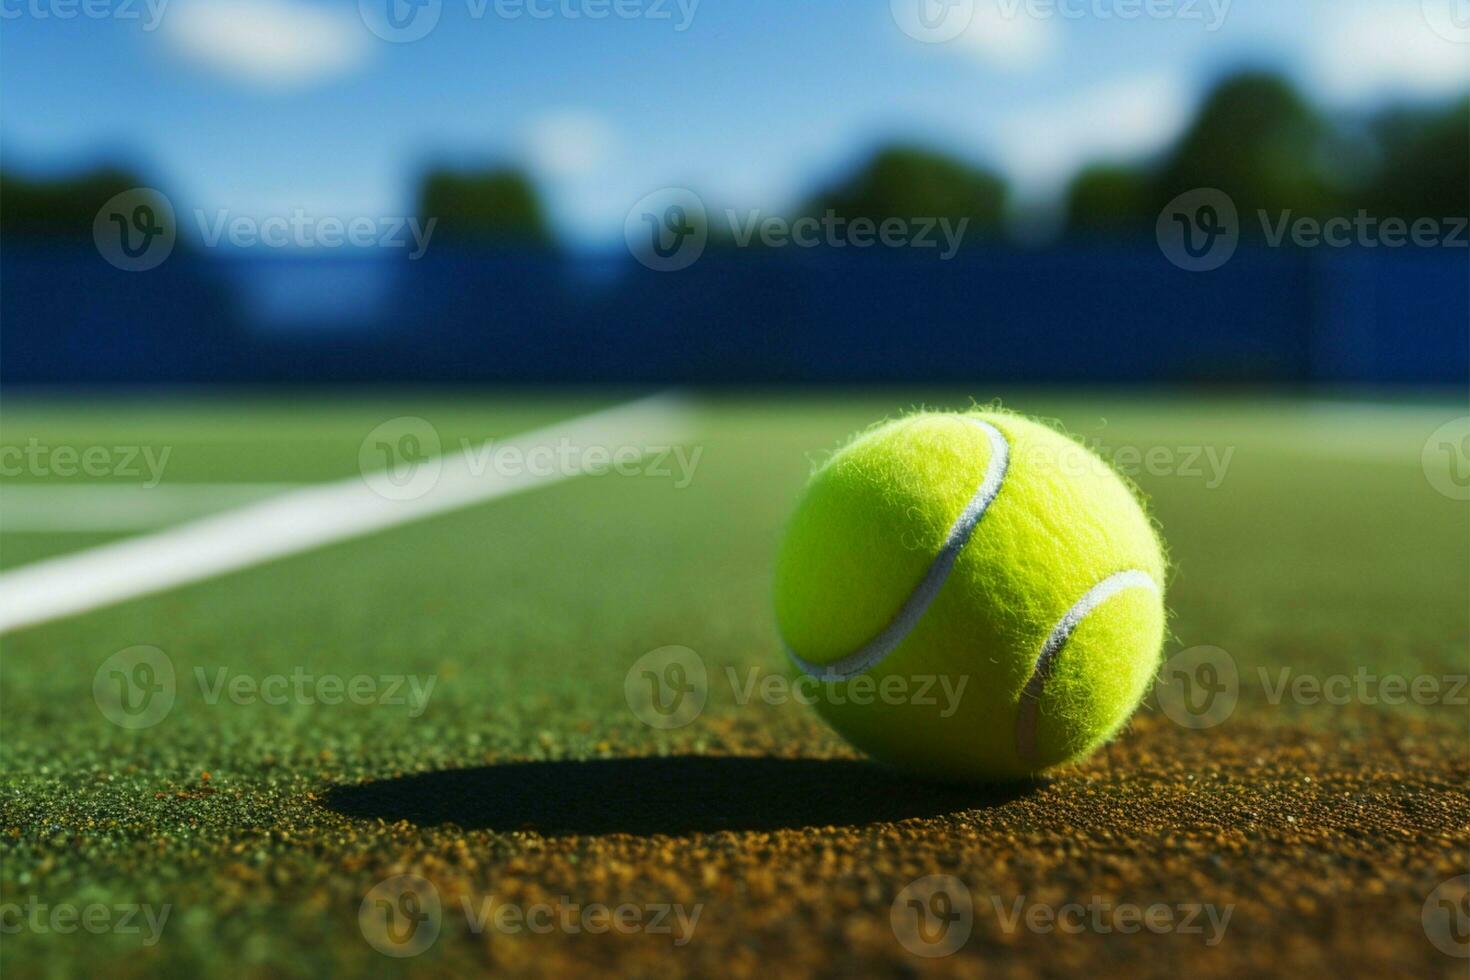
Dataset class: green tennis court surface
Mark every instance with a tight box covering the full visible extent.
[2,393,1466,977]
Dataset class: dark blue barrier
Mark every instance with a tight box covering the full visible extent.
[1,242,1464,385]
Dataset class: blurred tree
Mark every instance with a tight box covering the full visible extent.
[0,168,165,239]
[417,168,552,245]
[1365,97,1470,219]
[800,145,1007,234]
[1146,72,1346,227]
[1151,71,1341,225]
[1064,164,1152,235]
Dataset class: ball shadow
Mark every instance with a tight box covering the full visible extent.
[324,755,1038,837]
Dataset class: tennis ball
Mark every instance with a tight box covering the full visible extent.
[774,409,1166,783]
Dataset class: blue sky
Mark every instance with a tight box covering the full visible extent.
[3,0,1467,244]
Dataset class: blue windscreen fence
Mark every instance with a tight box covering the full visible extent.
[2,243,1464,386]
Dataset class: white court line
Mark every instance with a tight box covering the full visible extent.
[0,484,300,531]
[0,394,695,635]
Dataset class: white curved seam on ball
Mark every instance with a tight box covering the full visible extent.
[786,417,1011,681]
[1012,569,1159,766]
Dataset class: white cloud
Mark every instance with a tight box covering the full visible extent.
[955,1,1058,72]
[166,0,370,89]
[523,111,616,179]
[1310,3,1470,101]
[993,72,1194,199]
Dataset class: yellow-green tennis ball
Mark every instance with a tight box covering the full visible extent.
[774,409,1166,783]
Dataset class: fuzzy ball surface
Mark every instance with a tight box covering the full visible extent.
[774,410,1167,783]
